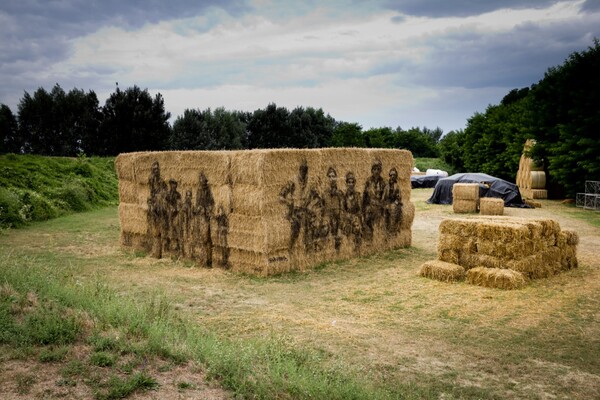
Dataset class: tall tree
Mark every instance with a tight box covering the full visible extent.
[331,122,364,147]
[16,84,100,155]
[170,108,245,150]
[0,104,19,153]
[246,103,291,149]
[529,39,600,197]
[98,85,171,155]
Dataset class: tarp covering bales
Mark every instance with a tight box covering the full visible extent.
[427,173,530,208]
[411,174,442,188]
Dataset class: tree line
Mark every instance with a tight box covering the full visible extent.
[0,86,442,157]
[438,39,600,198]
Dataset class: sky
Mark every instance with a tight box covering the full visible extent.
[1,0,599,133]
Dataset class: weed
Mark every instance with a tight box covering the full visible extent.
[16,372,36,395]
[94,372,159,400]
[90,351,117,367]
[39,346,69,362]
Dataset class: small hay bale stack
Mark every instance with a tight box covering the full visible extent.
[480,197,504,215]
[452,183,479,213]
[418,260,466,282]
[420,216,579,288]
[466,267,527,290]
[115,148,415,276]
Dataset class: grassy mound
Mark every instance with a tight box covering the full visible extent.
[0,154,118,228]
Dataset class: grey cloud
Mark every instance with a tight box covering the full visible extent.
[384,0,564,18]
[405,16,600,89]
[582,0,600,12]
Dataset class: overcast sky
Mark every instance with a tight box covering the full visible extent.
[1,0,599,133]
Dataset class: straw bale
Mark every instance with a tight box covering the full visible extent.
[453,199,478,213]
[419,260,466,282]
[438,233,477,253]
[530,189,548,199]
[476,220,531,243]
[118,203,148,235]
[508,247,561,279]
[120,231,148,250]
[118,180,146,204]
[476,239,536,259]
[466,267,527,290]
[400,201,415,230]
[560,246,578,270]
[479,197,504,215]
[439,218,479,237]
[452,183,480,200]
[529,171,546,189]
[525,199,542,208]
[461,253,505,270]
[115,153,137,182]
[560,229,579,246]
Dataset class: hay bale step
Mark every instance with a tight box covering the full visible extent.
[419,260,466,282]
[466,267,527,290]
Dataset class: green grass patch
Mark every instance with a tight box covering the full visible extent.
[414,157,455,175]
[0,154,117,228]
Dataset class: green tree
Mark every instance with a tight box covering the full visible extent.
[16,84,100,156]
[247,103,291,149]
[529,39,600,197]
[331,122,364,147]
[438,130,466,172]
[0,104,19,153]
[97,85,171,155]
[170,107,245,150]
[390,127,440,157]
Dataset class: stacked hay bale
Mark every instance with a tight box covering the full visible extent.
[516,139,547,200]
[419,217,578,289]
[479,197,504,215]
[116,148,415,276]
[452,183,479,213]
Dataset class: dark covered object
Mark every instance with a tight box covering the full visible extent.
[411,174,442,188]
[427,173,530,208]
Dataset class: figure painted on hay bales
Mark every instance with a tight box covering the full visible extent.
[383,167,403,235]
[215,205,230,268]
[279,160,310,252]
[323,167,342,251]
[180,190,193,257]
[194,172,214,267]
[147,161,167,258]
[304,184,328,252]
[166,179,182,254]
[363,160,386,241]
[342,172,362,252]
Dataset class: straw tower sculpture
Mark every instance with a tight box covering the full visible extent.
[116,148,415,275]
[419,216,578,289]
[516,139,547,200]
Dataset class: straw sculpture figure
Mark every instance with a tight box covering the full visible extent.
[116,148,415,275]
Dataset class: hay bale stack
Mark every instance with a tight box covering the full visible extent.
[115,148,414,275]
[480,197,504,215]
[418,260,466,282]
[516,139,548,200]
[466,267,527,290]
[421,216,578,288]
[452,183,479,213]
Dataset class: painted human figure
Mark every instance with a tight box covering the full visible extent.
[362,160,386,241]
[180,189,193,257]
[383,167,403,235]
[304,184,327,252]
[165,179,182,254]
[147,161,167,258]
[215,205,230,268]
[279,160,309,251]
[194,172,214,267]
[343,172,362,252]
[323,167,343,251]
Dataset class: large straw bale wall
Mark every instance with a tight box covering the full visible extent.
[116,148,414,275]
[420,216,578,288]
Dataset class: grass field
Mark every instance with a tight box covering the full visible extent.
[1,188,599,399]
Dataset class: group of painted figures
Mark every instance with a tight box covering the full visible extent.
[279,160,403,254]
[146,161,229,267]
